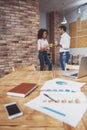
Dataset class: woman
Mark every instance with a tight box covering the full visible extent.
[37,28,52,71]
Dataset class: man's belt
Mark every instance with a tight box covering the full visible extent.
[60,51,69,54]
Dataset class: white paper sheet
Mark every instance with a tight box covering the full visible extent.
[25,92,87,127]
[40,78,85,92]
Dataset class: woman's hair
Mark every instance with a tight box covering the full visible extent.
[37,28,48,39]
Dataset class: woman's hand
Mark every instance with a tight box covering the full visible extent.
[39,44,49,51]
[45,44,49,50]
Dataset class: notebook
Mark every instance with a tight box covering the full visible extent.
[63,56,87,79]
[7,83,37,97]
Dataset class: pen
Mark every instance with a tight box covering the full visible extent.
[44,93,57,103]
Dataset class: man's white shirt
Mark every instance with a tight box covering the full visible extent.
[59,32,71,53]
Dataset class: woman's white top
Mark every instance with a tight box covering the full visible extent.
[37,39,49,51]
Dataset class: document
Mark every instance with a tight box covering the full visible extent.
[25,91,87,127]
[40,78,85,92]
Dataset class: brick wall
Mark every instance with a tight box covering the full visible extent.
[0,0,40,77]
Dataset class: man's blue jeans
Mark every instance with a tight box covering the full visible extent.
[39,51,52,71]
[60,52,70,70]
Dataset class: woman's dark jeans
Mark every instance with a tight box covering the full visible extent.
[39,51,52,71]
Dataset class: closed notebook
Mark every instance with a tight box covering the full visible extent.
[7,83,37,98]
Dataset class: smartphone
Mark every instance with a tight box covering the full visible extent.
[4,102,23,119]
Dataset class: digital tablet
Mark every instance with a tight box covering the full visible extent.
[4,102,23,119]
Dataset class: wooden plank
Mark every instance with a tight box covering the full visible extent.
[77,18,81,30]
[69,22,77,37]
[70,38,77,48]
[78,30,87,36]
[81,20,87,29]
[78,36,87,48]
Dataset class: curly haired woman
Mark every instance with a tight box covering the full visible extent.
[37,28,52,71]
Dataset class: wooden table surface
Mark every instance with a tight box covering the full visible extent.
[0,70,87,130]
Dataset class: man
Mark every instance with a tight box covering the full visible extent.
[58,25,71,70]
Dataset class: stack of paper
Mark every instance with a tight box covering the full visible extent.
[25,78,87,127]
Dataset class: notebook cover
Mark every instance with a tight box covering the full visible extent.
[7,83,37,97]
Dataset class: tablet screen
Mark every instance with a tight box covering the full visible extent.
[6,104,21,116]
